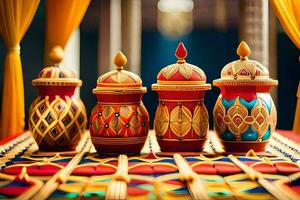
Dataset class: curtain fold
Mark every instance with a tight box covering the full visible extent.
[271,0,300,133]
[271,0,300,48]
[0,0,40,139]
[45,0,90,65]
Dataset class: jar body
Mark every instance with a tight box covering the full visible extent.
[154,90,209,152]
[213,86,277,152]
[28,86,87,151]
[89,93,149,155]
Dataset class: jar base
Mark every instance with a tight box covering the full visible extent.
[221,140,269,153]
[38,145,77,152]
[91,136,146,155]
[157,138,206,152]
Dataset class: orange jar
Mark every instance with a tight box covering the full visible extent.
[89,52,150,155]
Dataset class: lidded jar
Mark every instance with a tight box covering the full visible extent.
[28,46,87,151]
[152,42,211,152]
[89,51,149,155]
[213,41,278,152]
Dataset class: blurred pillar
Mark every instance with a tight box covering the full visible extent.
[239,0,277,105]
[214,0,227,31]
[121,0,142,75]
[62,28,80,96]
[269,7,278,106]
[239,0,268,66]
[99,0,141,75]
[98,0,122,75]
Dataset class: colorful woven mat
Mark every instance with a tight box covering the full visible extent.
[0,130,299,200]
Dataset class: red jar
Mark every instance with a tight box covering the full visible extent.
[213,41,278,152]
[152,43,211,152]
[28,47,87,151]
[89,52,149,155]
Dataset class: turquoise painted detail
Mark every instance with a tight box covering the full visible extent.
[262,127,271,140]
[222,98,235,109]
[241,128,258,141]
[222,97,257,112]
[222,131,235,141]
[239,98,257,112]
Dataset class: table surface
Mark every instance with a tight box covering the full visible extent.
[0,130,300,200]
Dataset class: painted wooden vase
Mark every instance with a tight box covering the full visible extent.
[28,47,87,151]
[89,51,150,155]
[152,42,211,152]
[213,41,278,152]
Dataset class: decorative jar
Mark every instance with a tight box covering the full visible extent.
[152,42,211,152]
[89,52,149,155]
[28,47,87,151]
[213,41,278,152]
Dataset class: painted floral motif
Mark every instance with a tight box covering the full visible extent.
[213,95,276,141]
[223,97,254,140]
[154,102,208,139]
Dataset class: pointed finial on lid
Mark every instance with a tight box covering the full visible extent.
[49,46,64,65]
[114,51,127,70]
[175,42,188,61]
[237,41,251,60]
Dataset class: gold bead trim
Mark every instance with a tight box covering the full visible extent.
[32,78,82,87]
[152,83,211,91]
[213,79,278,87]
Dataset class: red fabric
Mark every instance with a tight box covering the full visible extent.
[274,162,300,174]
[251,163,277,174]
[128,187,150,196]
[276,130,300,143]
[128,165,153,175]
[165,180,185,186]
[192,163,217,174]
[153,165,178,174]
[0,132,23,145]
[214,163,242,175]
[3,164,64,176]
[0,185,31,196]
[72,165,116,175]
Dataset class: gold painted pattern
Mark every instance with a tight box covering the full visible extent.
[28,96,87,147]
[223,97,254,140]
[154,102,208,139]
[170,105,192,138]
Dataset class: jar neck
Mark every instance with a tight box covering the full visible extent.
[220,86,272,101]
[96,93,143,104]
[37,86,76,97]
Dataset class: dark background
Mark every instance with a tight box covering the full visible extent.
[0,1,299,131]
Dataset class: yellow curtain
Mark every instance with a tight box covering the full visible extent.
[45,0,90,64]
[271,0,300,133]
[0,0,40,139]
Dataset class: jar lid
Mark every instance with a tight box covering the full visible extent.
[93,51,147,94]
[213,41,278,87]
[152,42,211,91]
[32,46,82,87]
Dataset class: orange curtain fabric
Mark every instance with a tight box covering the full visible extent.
[45,0,90,65]
[271,0,300,49]
[0,0,40,139]
[271,0,300,133]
